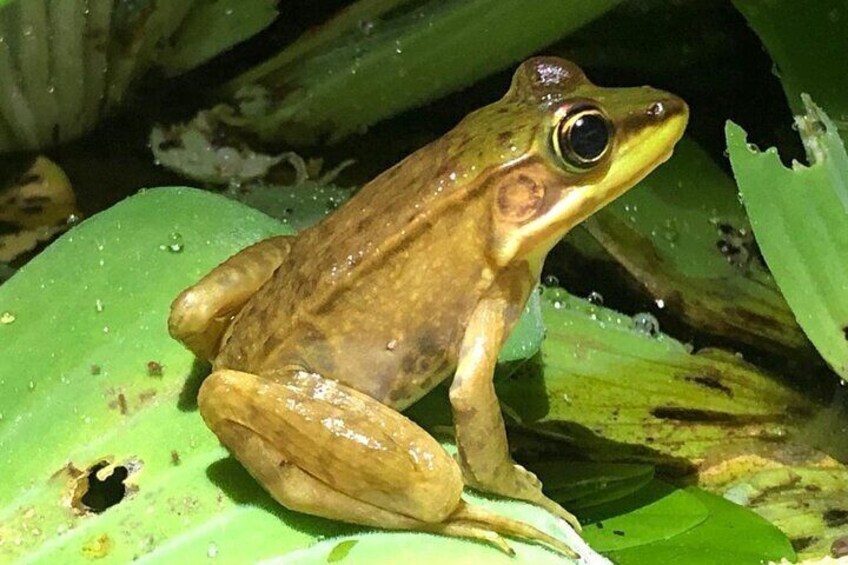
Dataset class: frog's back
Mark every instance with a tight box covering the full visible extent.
[216,131,512,407]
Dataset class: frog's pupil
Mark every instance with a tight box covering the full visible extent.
[568,113,609,162]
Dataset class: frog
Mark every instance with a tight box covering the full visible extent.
[168,56,688,557]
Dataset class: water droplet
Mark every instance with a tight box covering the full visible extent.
[660,218,679,243]
[543,274,559,287]
[28,381,36,391]
[587,291,604,305]
[553,300,564,310]
[654,298,665,309]
[358,19,375,35]
[632,313,660,337]
[0,311,16,324]
[160,232,184,253]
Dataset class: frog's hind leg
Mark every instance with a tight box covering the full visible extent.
[168,236,292,361]
[198,369,579,558]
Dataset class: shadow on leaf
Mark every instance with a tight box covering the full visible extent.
[206,456,361,539]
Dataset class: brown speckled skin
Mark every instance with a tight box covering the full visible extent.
[212,57,688,410]
[215,143,507,408]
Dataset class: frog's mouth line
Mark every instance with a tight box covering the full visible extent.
[613,112,688,192]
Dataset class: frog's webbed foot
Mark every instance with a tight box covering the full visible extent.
[169,235,291,360]
[198,369,580,559]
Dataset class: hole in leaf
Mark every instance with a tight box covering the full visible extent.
[71,459,139,514]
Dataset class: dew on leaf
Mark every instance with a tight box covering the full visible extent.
[633,313,660,337]
[159,232,184,253]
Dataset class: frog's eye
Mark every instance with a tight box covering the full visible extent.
[553,106,612,169]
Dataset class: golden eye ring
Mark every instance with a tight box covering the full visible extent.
[553,106,612,169]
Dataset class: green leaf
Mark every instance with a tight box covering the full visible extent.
[574,137,806,357]
[230,180,355,232]
[497,288,818,466]
[726,100,848,379]
[270,529,573,565]
[0,188,590,563]
[157,0,277,77]
[0,188,306,563]
[606,487,795,564]
[719,465,848,559]
[0,0,274,152]
[580,481,708,552]
[226,0,625,144]
[499,288,545,364]
[327,539,359,563]
[535,462,655,511]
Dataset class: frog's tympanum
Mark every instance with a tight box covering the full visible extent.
[169,57,688,557]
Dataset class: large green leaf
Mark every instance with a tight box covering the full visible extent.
[572,137,806,357]
[0,0,276,152]
[0,188,587,564]
[712,463,848,558]
[224,0,624,144]
[0,188,299,563]
[580,481,708,552]
[605,487,795,564]
[726,99,848,380]
[497,289,818,469]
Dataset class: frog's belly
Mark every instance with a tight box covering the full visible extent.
[263,316,462,411]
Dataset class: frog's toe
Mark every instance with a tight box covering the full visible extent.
[444,501,580,559]
[537,496,582,532]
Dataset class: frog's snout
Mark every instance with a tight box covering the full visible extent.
[644,94,689,123]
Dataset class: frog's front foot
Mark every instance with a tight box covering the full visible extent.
[198,369,579,558]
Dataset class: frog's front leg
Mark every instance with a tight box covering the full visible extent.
[198,369,578,557]
[169,236,292,360]
[450,296,581,531]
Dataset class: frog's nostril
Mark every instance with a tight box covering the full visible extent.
[648,96,689,121]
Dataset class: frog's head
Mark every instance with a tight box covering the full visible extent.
[483,57,688,270]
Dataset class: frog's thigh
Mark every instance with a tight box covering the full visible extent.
[449,298,580,530]
[198,369,464,527]
[210,417,429,530]
[168,236,292,360]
